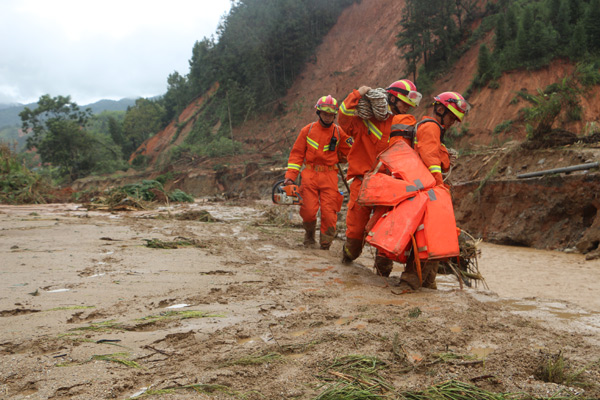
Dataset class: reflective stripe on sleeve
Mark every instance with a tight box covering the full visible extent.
[429,165,442,174]
[287,163,301,171]
[339,102,355,116]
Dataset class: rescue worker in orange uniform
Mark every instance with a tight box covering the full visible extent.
[395,91,470,293]
[339,80,421,275]
[283,95,353,250]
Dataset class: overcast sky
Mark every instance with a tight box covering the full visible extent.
[0,0,232,105]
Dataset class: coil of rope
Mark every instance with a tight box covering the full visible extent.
[356,88,389,121]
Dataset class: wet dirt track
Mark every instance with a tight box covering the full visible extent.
[1,201,599,399]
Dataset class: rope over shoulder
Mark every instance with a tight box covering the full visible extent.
[357,88,389,121]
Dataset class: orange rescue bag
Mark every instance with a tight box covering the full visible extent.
[415,187,460,260]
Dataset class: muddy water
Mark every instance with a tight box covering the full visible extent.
[477,242,600,312]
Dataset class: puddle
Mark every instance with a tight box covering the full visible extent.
[305,266,334,273]
[236,336,260,345]
[367,298,407,306]
[470,347,494,359]
[498,299,538,312]
[285,353,306,360]
[290,329,311,337]
[548,311,585,320]
[335,316,354,325]
[497,299,596,322]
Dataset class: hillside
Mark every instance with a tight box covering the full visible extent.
[77,0,600,256]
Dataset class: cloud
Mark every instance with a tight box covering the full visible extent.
[0,0,231,105]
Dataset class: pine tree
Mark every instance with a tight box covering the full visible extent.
[495,13,507,51]
[584,0,600,53]
[569,21,587,60]
[505,6,518,40]
[555,0,572,47]
[476,43,493,87]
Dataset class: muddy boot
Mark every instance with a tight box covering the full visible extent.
[342,237,363,264]
[391,281,414,295]
[320,227,337,250]
[374,255,393,277]
[421,261,439,289]
[398,255,422,290]
[302,221,317,247]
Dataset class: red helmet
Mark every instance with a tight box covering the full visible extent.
[434,92,471,122]
[315,95,339,114]
[386,79,422,107]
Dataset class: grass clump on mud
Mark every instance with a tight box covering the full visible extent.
[143,237,207,249]
[0,142,55,204]
[221,351,283,367]
[312,353,592,400]
[84,179,194,211]
[316,355,393,397]
[137,310,223,323]
[534,350,599,388]
[91,352,142,369]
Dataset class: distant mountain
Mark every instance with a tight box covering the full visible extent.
[0,98,139,129]
[85,98,138,114]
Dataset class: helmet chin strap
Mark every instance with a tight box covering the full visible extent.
[435,104,450,127]
[317,110,333,127]
[388,95,402,115]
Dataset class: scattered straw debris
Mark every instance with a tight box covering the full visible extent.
[143,237,206,249]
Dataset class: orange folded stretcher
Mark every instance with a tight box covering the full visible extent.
[359,140,459,261]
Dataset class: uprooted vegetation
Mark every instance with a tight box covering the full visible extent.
[0,143,55,204]
[82,179,194,211]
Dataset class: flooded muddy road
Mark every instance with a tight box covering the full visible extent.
[1,201,599,399]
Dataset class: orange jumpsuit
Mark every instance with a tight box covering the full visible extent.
[338,89,394,241]
[414,116,450,186]
[285,122,352,238]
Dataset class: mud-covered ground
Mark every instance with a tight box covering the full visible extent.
[1,201,600,400]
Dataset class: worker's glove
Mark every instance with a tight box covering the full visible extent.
[283,178,295,186]
[448,148,459,166]
[357,86,372,96]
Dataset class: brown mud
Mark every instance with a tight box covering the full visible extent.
[1,201,600,399]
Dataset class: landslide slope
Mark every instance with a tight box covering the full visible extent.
[80,0,600,254]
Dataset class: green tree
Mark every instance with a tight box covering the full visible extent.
[19,95,98,179]
[36,119,97,179]
[476,43,493,87]
[517,6,535,62]
[569,0,584,25]
[162,71,191,125]
[569,21,587,60]
[19,94,92,151]
[495,13,507,51]
[584,0,600,53]
[555,0,572,47]
[122,98,166,157]
[505,6,518,40]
